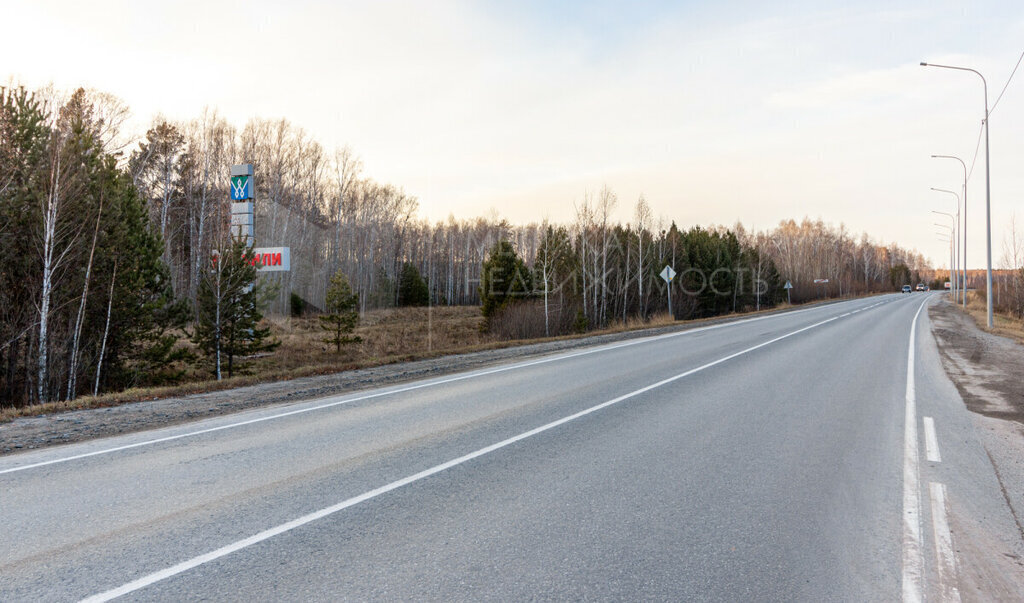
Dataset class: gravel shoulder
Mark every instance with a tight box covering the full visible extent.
[0,306,827,455]
[929,298,1024,595]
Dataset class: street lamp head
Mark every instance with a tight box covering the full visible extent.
[920,62,928,66]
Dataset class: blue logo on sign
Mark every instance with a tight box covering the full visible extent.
[231,176,251,200]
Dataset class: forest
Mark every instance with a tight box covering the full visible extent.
[0,85,930,407]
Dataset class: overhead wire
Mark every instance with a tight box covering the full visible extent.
[961,46,1023,181]
[990,46,1024,116]
[966,121,984,180]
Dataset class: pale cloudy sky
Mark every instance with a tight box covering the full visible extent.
[3,0,1024,268]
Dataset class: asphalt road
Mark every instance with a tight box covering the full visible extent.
[0,293,1017,601]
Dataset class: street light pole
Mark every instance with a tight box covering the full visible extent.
[932,155,967,308]
[933,211,957,300]
[921,61,993,328]
[936,232,953,293]
[931,188,961,302]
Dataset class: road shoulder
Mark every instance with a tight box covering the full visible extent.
[928,298,1024,596]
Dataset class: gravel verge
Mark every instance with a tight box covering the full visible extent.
[929,298,1024,592]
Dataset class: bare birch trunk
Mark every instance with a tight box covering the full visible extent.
[215,258,223,381]
[94,261,117,397]
[37,150,63,403]
[543,260,549,337]
[67,197,103,400]
[624,236,630,323]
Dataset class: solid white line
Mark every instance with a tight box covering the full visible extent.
[80,312,843,602]
[929,482,961,601]
[2,296,890,477]
[923,417,942,463]
[902,298,929,603]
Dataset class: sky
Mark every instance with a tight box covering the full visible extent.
[3,0,1024,269]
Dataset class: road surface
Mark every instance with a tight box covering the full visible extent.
[0,293,1017,601]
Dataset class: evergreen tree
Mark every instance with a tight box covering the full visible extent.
[480,240,533,322]
[0,87,193,402]
[321,270,361,352]
[397,262,429,306]
[91,154,193,391]
[193,239,278,379]
[0,86,50,404]
[889,263,912,289]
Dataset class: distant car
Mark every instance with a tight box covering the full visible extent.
[915,284,927,291]
[902,285,912,293]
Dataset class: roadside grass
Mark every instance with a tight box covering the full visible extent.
[955,291,1024,345]
[0,294,868,423]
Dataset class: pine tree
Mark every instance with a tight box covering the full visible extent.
[321,270,361,352]
[91,155,193,391]
[193,239,279,379]
[397,262,429,306]
[0,86,50,404]
[480,240,533,322]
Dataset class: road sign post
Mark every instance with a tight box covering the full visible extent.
[813,278,829,299]
[784,280,793,305]
[660,265,676,318]
[225,164,290,273]
[230,165,255,247]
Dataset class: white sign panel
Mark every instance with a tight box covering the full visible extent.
[659,265,676,283]
[251,247,290,272]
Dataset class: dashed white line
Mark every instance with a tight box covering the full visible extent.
[902,298,929,603]
[923,417,942,463]
[929,482,961,601]
[79,312,846,602]
[2,296,894,477]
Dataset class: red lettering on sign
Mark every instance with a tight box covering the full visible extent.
[272,253,282,266]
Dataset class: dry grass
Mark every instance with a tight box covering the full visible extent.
[956,291,1024,345]
[265,305,494,370]
[0,295,868,422]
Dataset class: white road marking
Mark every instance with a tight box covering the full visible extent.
[80,312,845,602]
[929,482,961,601]
[923,417,942,463]
[2,296,893,477]
[902,298,929,603]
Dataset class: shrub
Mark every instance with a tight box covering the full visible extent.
[290,292,306,317]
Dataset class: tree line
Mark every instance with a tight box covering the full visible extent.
[1,87,187,406]
[0,84,930,406]
[476,191,930,339]
[124,98,930,317]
